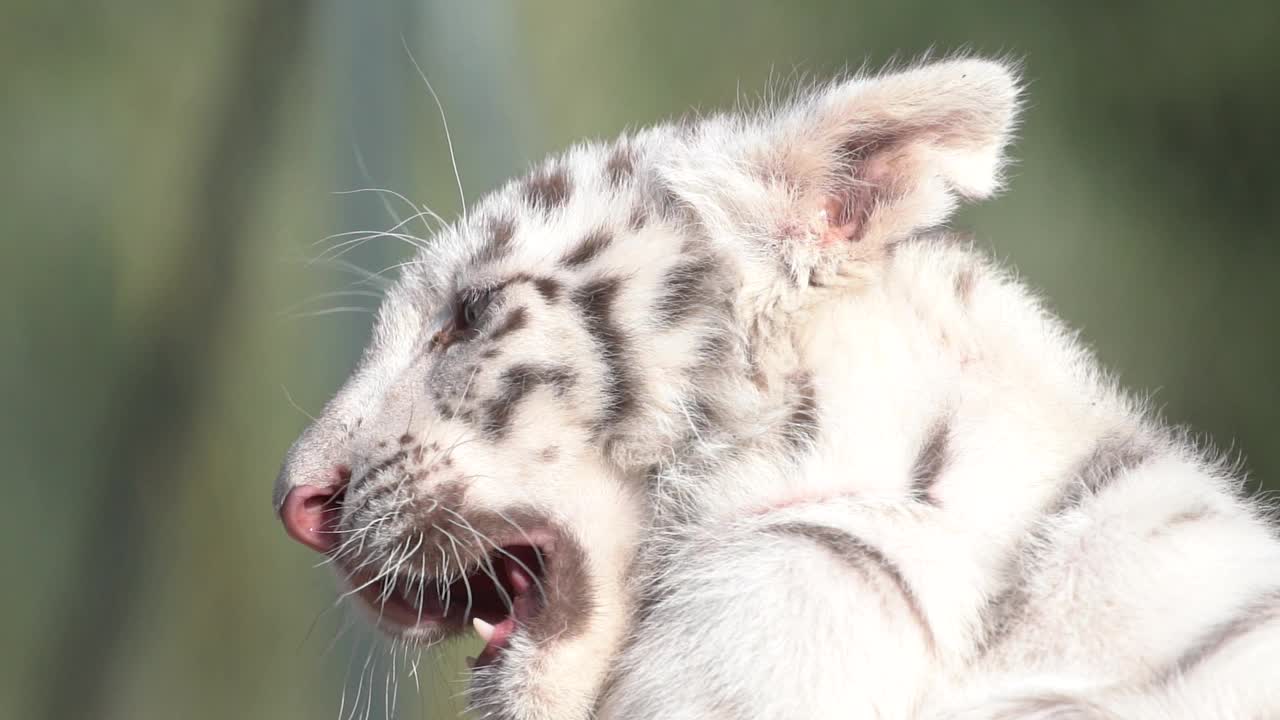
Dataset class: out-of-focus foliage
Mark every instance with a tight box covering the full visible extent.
[2,1,1276,718]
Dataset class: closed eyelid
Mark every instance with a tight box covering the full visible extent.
[460,286,500,323]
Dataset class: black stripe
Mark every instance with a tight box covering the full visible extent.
[1076,433,1155,496]
[364,450,408,479]
[488,306,528,342]
[605,142,636,186]
[481,363,576,440]
[651,180,684,220]
[533,276,562,303]
[561,228,613,268]
[976,432,1156,655]
[910,417,950,505]
[973,564,1033,657]
[954,266,976,305]
[697,330,735,366]
[571,277,637,435]
[471,214,516,266]
[1161,588,1280,681]
[523,165,572,211]
[781,372,820,452]
[628,203,648,231]
[500,273,562,304]
[684,394,721,441]
[960,695,1102,717]
[1159,504,1214,531]
[653,255,717,326]
[769,522,935,651]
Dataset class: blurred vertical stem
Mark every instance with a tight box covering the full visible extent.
[34,2,313,718]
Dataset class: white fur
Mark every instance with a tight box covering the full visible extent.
[276,57,1280,719]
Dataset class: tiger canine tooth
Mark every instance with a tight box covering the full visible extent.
[473,617,496,643]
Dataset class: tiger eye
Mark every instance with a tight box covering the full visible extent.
[458,288,495,330]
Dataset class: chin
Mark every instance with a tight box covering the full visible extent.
[331,504,626,720]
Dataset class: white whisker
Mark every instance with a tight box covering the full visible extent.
[402,36,466,222]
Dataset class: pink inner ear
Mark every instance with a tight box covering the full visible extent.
[816,138,917,246]
[817,196,861,245]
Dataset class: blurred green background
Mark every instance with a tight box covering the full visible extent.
[3,1,1277,718]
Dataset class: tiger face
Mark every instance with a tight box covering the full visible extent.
[275,58,1018,719]
[276,131,752,717]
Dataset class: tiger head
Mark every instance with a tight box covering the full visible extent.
[274,57,1019,719]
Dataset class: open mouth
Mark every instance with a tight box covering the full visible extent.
[346,539,553,668]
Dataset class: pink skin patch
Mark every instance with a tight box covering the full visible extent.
[816,196,861,245]
[473,561,538,666]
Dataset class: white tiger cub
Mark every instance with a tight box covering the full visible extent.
[274,57,1280,719]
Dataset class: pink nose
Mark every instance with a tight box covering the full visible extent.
[279,477,347,554]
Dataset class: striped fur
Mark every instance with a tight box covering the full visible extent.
[275,57,1280,719]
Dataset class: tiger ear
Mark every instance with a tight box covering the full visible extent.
[799,57,1020,242]
[673,57,1021,287]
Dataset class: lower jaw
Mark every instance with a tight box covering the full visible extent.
[342,547,549,663]
[352,593,522,666]
[344,587,457,647]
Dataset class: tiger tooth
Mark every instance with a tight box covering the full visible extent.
[473,617,496,643]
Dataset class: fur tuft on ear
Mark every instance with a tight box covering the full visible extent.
[668,57,1021,288]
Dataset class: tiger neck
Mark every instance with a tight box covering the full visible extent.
[666,242,1135,524]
